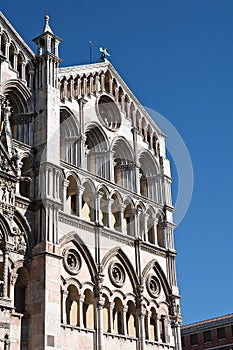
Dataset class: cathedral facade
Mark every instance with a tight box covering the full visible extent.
[0,12,182,350]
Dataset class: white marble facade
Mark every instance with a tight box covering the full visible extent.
[0,11,182,350]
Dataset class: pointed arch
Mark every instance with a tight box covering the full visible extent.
[59,232,98,283]
[2,79,31,113]
[142,259,171,300]
[101,247,139,293]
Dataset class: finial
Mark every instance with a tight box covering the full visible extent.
[42,10,53,34]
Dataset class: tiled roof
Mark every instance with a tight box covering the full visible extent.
[182,314,233,331]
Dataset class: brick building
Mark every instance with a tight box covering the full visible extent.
[0,11,182,350]
[181,314,233,350]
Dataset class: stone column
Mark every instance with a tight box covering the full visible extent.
[3,249,9,298]
[142,214,149,242]
[156,314,161,341]
[138,308,146,350]
[95,192,103,225]
[123,305,128,335]
[21,61,26,80]
[109,302,114,333]
[106,198,114,228]
[100,73,105,93]
[120,204,126,233]
[79,296,85,328]
[109,78,113,95]
[89,76,94,94]
[77,186,85,217]
[114,87,119,102]
[63,179,70,213]
[62,290,68,324]
[97,298,105,350]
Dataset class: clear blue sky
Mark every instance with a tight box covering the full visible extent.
[2,0,233,325]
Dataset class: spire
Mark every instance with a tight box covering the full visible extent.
[42,14,53,34]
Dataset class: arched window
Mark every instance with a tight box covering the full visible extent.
[1,33,7,57]
[9,43,15,69]
[126,301,136,337]
[102,294,109,332]
[60,108,80,166]
[112,138,135,191]
[157,216,165,248]
[25,63,30,88]
[159,315,166,343]
[81,182,95,222]
[123,200,134,236]
[66,175,78,216]
[66,285,79,326]
[149,308,158,341]
[139,151,160,202]
[17,53,23,79]
[110,193,121,232]
[113,297,123,335]
[14,267,28,313]
[85,125,109,180]
[83,289,94,329]
[99,188,108,227]
[147,209,156,244]
[20,157,32,199]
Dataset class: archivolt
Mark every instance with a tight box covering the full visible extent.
[2,79,32,114]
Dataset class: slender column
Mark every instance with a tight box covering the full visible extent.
[3,249,9,298]
[145,312,150,341]
[109,151,114,182]
[62,290,68,324]
[89,76,94,94]
[106,198,114,228]
[109,78,113,95]
[121,94,125,112]
[120,204,126,233]
[138,308,146,350]
[143,214,149,241]
[63,179,69,212]
[131,208,140,238]
[21,61,26,80]
[100,73,105,92]
[97,298,105,350]
[79,296,84,328]
[114,87,119,102]
[83,77,87,96]
[5,43,9,60]
[77,186,85,217]
[109,302,114,333]
[95,192,103,224]
[156,314,160,341]
[122,305,128,335]
[95,75,100,93]
[69,78,74,99]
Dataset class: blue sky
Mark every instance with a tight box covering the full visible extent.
[1,1,233,324]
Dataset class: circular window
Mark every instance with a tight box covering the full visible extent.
[146,275,161,298]
[97,95,121,131]
[63,248,81,275]
[109,262,125,287]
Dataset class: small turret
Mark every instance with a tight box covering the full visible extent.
[32,14,62,88]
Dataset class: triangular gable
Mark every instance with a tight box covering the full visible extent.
[59,61,164,137]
